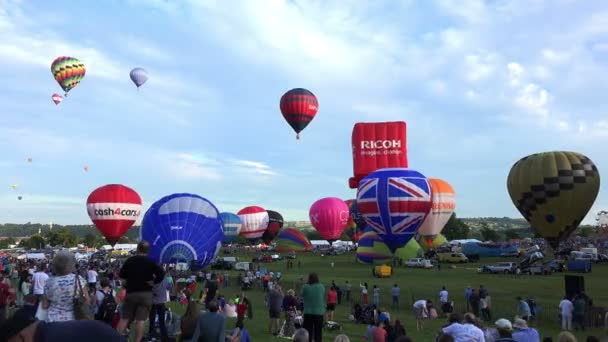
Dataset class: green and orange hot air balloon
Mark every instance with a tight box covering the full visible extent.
[51,56,86,96]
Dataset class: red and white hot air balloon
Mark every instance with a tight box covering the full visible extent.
[237,206,269,241]
[52,93,63,105]
[86,184,142,246]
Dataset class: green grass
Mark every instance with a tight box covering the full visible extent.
[165,253,607,341]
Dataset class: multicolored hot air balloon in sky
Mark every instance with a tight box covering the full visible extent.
[262,210,284,244]
[86,184,142,246]
[417,178,456,244]
[507,151,600,249]
[130,68,149,88]
[357,168,433,252]
[275,228,312,252]
[237,206,269,241]
[280,88,318,139]
[220,212,242,244]
[141,193,223,268]
[51,56,86,96]
[309,197,349,243]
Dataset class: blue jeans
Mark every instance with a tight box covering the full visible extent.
[392,296,399,310]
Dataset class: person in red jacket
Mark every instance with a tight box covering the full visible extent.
[326,286,337,321]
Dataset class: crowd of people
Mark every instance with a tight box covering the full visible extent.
[0,239,605,341]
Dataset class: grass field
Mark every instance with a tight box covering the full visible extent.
[166,253,607,341]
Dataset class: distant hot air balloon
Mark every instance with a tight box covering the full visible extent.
[309,197,349,243]
[280,88,318,139]
[11,184,17,190]
[275,228,312,252]
[357,168,433,252]
[262,210,284,244]
[51,93,63,105]
[220,212,242,244]
[27,158,32,163]
[141,193,223,268]
[129,68,149,89]
[237,206,269,241]
[507,151,600,250]
[51,56,86,96]
[84,165,89,172]
[417,178,456,244]
[17,196,22,201]
[86,184,142,246]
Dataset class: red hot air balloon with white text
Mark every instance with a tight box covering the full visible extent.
[86,184,142,246]
[237,206,269,241]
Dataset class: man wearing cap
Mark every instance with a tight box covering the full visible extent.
[494,318,517,342]
[512,317,539,342]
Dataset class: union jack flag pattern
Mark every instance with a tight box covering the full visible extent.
[356,168,432,252]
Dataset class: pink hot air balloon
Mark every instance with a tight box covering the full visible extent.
[309,197,349,242]
[52,93,63,105]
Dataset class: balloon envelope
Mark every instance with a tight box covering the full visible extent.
[507,151,600,249]
[417,178,456,240]
[237,206,269,241]
[262,210,284,244]
[345,199,366,243]
[141,193,223,268]
[280,88,318,139]
[51,56,86,94]
[130,68,149,88]
[275,228,312,252]
[357,168,433,252]
[220,212,242,244]
[86,184,142,246]
[417,234,448,252]
[309,197,349,242]
[51,93,63,105]
[356,230,423,264]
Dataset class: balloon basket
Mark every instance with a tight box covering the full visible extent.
[296,133,300,140]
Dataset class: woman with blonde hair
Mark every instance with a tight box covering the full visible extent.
[556,331,578,342]
[334,334,350,342]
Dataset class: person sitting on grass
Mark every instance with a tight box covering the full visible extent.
[227,319,251,342]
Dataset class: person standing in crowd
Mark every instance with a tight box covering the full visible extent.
[205,274,218,309]
[116,241,165,342]
[494,319,517,342]
[268,284,284,336]
[439,286,449,317]
[345,281,351,302]
[326,286,337,322]
[464,286,473,312]
[191,299,226,342]
[512,317,539,341]
[360,283,369,305]
[516,297,531,321]
[93,277,116,325]
[0,273,14,325]
[559,296,574,331]
[301,272,325,342]
[32,264,49,305]
[149,273,170,342]
[573,294,587,331]
[87,265,98,292]
[43,251,90,322]
[392,284,400,311]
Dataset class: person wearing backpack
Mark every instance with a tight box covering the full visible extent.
[94,277,116,324]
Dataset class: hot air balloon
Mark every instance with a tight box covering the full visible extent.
[220,212,242,244]
[357,168,433,252]
[17,196,22,201]
[507,151,600,250]
[130,68,149,89]
[280,88,318,139]
[416,234,448,252]
[345,199,366,243]
[357,229,423,264]
[27,158,32,163]
[275,228,312,252]
[417,178,456,244]
[141,193,223,268]
[309,197,349,243]
[262,210,284,244]
[84,166,89,172]
[51,56,86,96]
[237,206,269,241]
[86,184,142,246]
[11,184,17,190]
[51,93,63,105]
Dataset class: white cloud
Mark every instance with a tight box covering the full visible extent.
[434,0,487,24]
[541,48,571,64]
[231,159,277,177]
[514,83,550,117]
[161,153,224,181]
[507,62,524,86]
[464,54,496,82]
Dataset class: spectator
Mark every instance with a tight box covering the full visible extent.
[413,299,431,331]
[345,281,351,302]
[43,251,90,322]
[326,286,337,322]
[0,317,127,342]
[334,334,350,342]
[512,317,539,342]
[462,313,485,342]
[282,289,299,337]
[227,319,251,342]
[293,328,309,342]
[469,290,481,317]
[559,296,574,331]
[87,265,98,291]
[116,241,165,342]
[556,331,577,342]
[149,274,170,341]
[0,273,13,325]
[32,265,49,305]
[373,285,380,306]
[93,277,116,325]
[301,273,325,342]
[372,320,387,342]
[573,294,587,331]
[268,285,284,336]
[12,294,37,322]
[180,300,200,342]
[392,284,400,311]
[516,297,531,321]
[494,318,516,342]
[392,319,406,340]
[191,299,226,342]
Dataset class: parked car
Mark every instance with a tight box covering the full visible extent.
[437,252,469,263]
[405,258,433,269]
[500,251,520,258]
[543,259,565,272]
[210,260,234,270]
[480,262,517,274]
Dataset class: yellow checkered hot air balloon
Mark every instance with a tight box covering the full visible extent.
[507,151,600,249]
[51,56,86,96]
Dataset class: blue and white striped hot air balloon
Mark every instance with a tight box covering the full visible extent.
[220,212,242,244]
[129,67,148,88]
[141,193,224,268]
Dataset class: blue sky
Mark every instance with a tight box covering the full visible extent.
[0,0,606,225]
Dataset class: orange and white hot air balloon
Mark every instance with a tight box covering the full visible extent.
[417,178,456,244]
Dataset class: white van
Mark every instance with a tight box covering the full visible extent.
[235,262,251,271]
